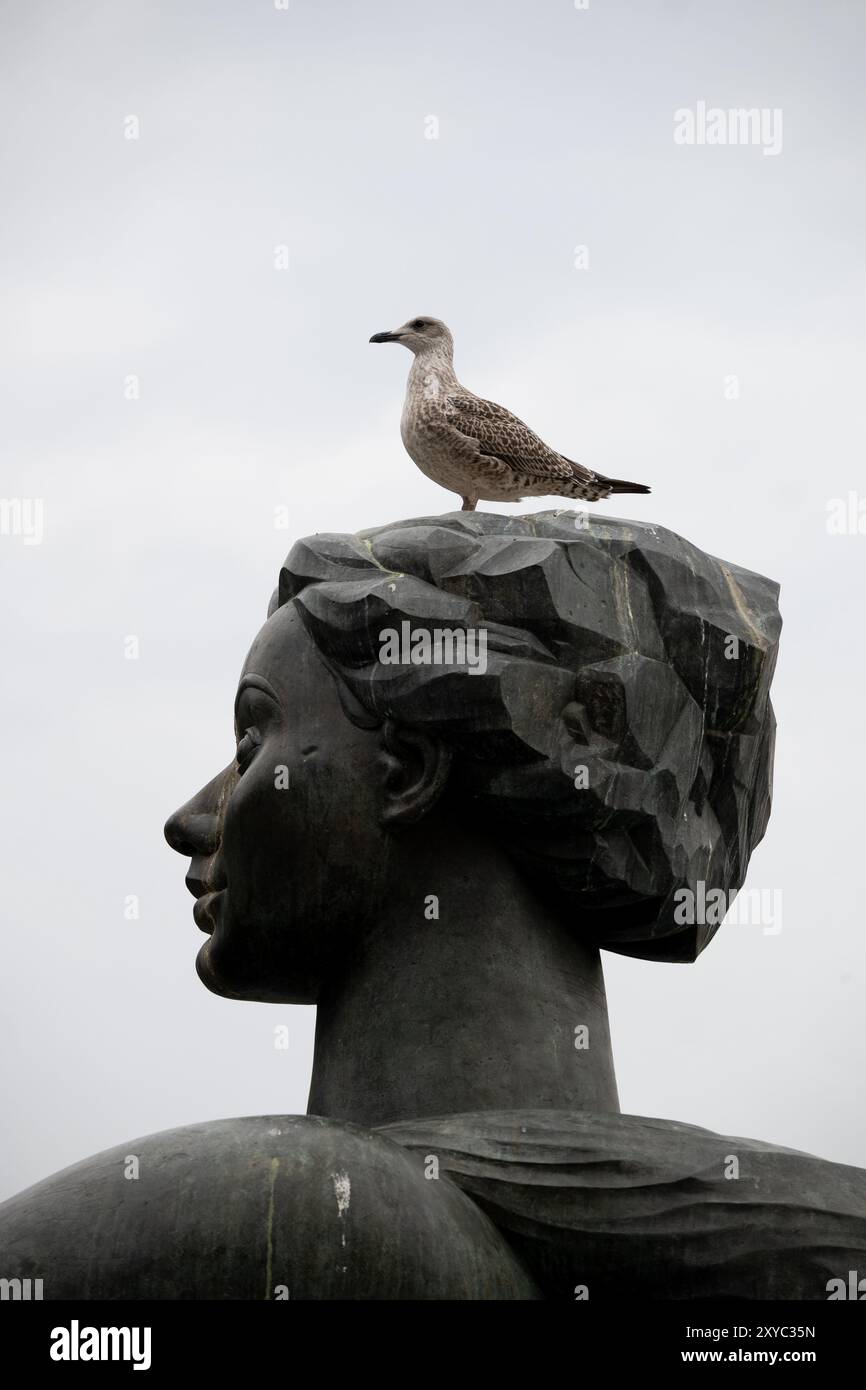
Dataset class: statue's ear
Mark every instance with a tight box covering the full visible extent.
[378,720,452,827]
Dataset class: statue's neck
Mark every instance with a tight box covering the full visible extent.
[307,818,620,1127]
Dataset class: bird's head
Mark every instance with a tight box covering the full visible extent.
[369,315,453,357]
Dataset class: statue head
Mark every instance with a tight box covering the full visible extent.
[165,511,780,1003]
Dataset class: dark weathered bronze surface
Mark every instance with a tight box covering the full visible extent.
[2,510,863,1300]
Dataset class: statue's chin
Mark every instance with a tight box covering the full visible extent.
[195,938,250,1001]
[195,935,319,1005]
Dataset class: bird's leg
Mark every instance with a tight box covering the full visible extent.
[460,496,477,512]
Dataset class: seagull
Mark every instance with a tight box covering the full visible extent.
[369,315,651,511]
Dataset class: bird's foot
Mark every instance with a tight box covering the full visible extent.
[460,496,477,512]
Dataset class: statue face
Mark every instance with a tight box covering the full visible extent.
[165,603,391,1003]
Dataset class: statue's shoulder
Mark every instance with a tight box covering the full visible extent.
[0,1115,539,1300]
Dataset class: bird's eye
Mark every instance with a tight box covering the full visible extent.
[409,318,426,331]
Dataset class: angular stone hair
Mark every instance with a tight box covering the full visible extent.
[269,511,781,964]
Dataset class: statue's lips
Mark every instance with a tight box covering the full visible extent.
[193,891,222,935]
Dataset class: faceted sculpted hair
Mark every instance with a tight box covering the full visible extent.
[269,511,781,963]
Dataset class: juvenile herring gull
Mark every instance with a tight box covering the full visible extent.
[370,315,651,511]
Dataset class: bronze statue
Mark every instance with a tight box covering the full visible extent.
[1,511,864,1299]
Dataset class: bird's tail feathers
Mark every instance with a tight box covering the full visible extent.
[594,470,651,495]
[604,478,651,495]
[562,458,651,497]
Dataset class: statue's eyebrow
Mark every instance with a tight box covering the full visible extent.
[234,674,281,716]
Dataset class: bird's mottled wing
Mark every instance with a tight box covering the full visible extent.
[445,394,595,484]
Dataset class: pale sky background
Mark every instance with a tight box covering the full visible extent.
[1,0,865,1202]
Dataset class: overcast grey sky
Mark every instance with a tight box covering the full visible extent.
[1,0,865,1201]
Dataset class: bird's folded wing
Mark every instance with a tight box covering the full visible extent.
[446,394,595,483]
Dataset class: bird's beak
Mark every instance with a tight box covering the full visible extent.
[369,330,402,343]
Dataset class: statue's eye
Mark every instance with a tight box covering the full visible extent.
[235,727,262,774]
[410,318,426,331]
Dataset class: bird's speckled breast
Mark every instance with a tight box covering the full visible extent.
[401,369,471,489]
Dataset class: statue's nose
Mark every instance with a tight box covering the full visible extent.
[164,763,236,856]
[165,810,220,858]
